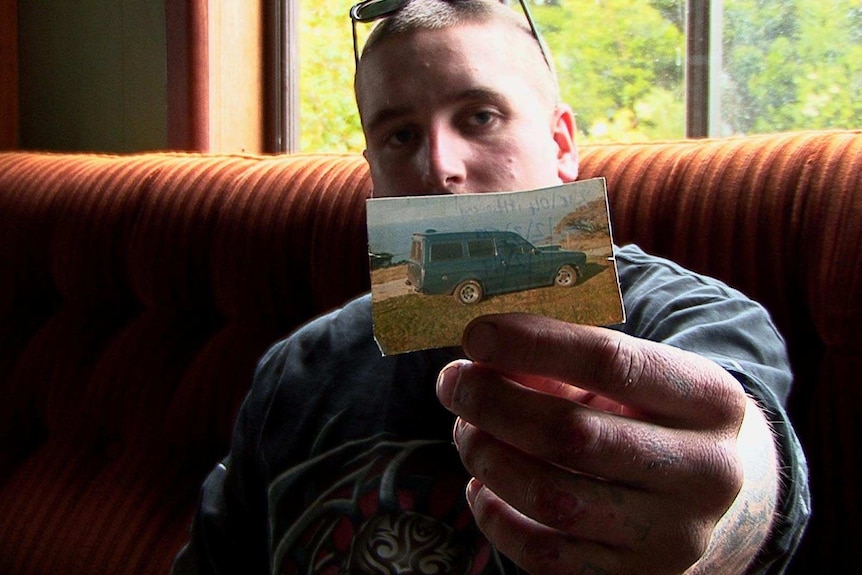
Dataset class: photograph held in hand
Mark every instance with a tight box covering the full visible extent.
[367,178,625,355]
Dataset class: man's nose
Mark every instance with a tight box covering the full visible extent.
[420,125,467,194]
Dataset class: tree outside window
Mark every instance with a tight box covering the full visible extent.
[297,0,862,152]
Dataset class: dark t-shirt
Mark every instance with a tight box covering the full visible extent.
[173,244,810,575]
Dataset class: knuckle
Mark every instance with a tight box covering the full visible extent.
[715,376,748,426]
[686,361,748,427]
[527,476,586,533]
[705,442,745,504]
[587,332,646,394]
[547,408,604,462]
[683,439,744,515]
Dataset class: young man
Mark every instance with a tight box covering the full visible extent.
[174,1,809,573]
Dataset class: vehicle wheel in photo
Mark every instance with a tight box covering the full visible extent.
[554,264,579,287]
[454,280,483,304]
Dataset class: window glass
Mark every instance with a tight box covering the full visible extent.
[534,0,687,143]
[503,237,532,255]
[298,0,362,152]
[298,0,687,149]
[296,0,861,152]
[467,239,496,258]
[719,0,862,136]
[431,242,464,261]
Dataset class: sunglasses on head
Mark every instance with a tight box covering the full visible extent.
[349,0,551,69]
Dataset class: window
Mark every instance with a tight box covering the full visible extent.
[431,242,465,261]
[283,0,862,153]
[467,239,497,258]
[503,237,533,255]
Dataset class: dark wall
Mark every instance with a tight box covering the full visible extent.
[18,0,167,152]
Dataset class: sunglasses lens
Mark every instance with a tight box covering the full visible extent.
[352,0,409,22]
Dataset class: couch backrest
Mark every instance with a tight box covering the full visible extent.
[0,152,374,574]
[0,130,859,573]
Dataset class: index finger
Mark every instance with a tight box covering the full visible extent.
[461,313,744,427]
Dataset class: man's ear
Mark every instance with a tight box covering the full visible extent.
[362,149,376,197]
[552,104,579,182]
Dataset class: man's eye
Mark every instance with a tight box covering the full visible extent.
[464,110,498,129]
[388,128,415,146]
[473,111,494,125]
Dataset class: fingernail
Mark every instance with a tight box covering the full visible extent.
[453,417,467,447]
[436,362,461,408]
[465,477,482,505]
[464,321,498,362]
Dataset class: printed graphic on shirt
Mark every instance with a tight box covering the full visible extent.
[268,431,516,574]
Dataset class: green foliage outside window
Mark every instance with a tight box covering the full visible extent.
[722,0,862,134]
[298,0,364,152]
[298,0,862,152]
[533,0,686,142]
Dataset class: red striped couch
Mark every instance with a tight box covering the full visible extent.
[1,131,859,574]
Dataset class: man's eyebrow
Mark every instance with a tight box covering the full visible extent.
[457,87,508,106]
[365,105,415,136]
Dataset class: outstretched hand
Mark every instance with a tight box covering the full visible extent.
[436,314,778,574]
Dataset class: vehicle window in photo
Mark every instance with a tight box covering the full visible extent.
[431,242,463,261]
[502,237,532,255]
[467,239,496,258]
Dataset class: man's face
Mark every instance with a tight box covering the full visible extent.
[355,22,578,198]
